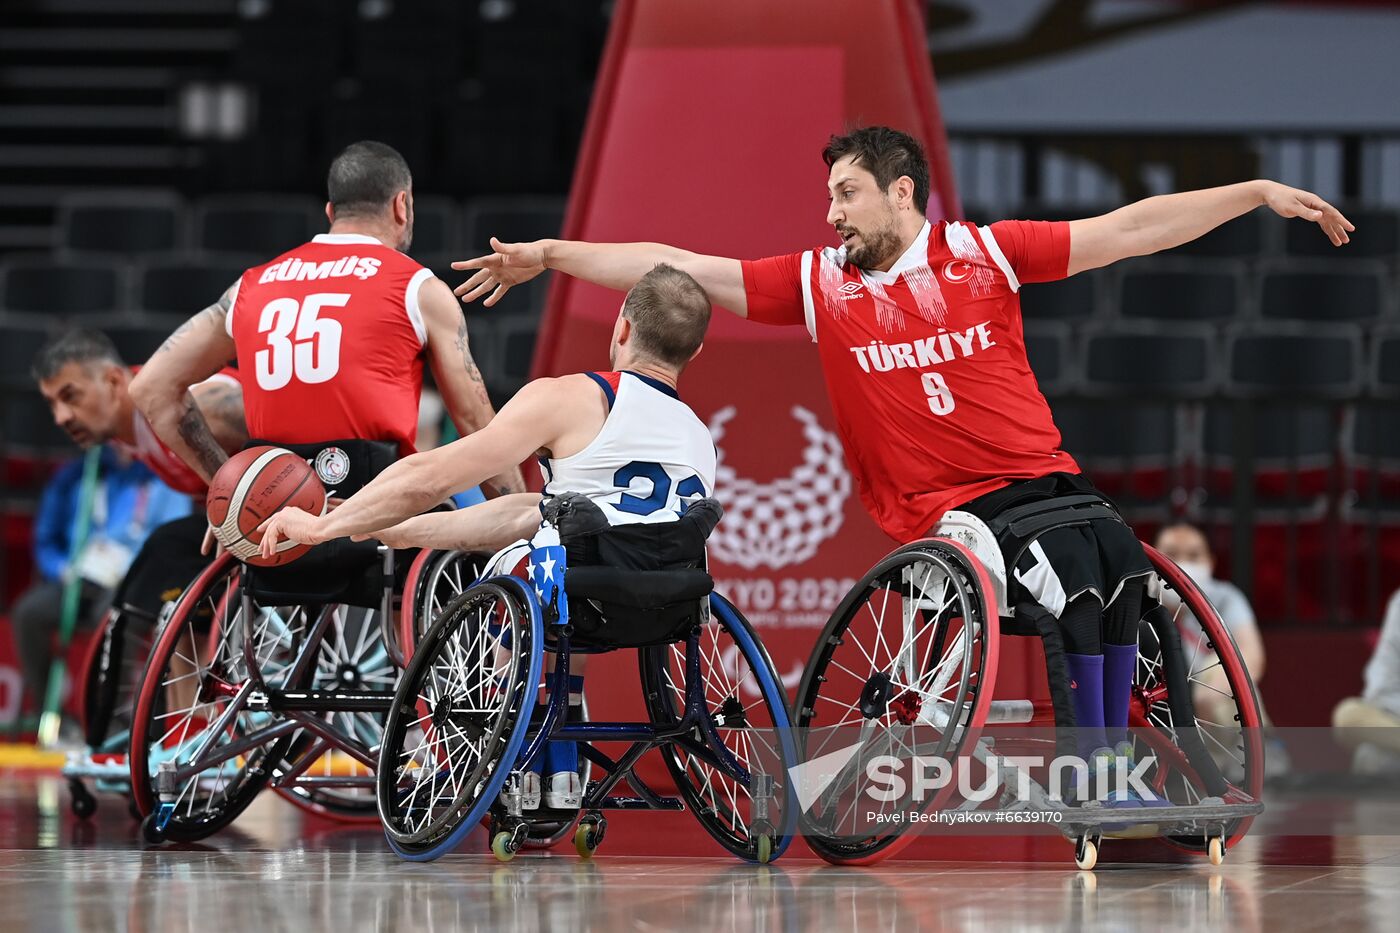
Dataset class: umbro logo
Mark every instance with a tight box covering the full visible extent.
[837,281,865,300]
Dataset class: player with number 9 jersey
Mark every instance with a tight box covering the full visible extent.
[227,233,431,456]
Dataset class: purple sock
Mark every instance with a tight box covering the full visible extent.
[1103,643,1137,746]
[1066,653,1107,758]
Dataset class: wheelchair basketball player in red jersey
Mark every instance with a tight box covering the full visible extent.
[450,125,1353,863]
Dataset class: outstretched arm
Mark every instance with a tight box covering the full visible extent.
[453,237,749,317]
[258,378,566,556]
[129,282,241,482]
[418,276,526,496]
[1067,180,1354,276]
[353,492,543,551]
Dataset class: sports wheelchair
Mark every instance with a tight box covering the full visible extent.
[63,606,155,820]
[126,440,421,842]
[794,496,1265,870]
[375,494,800,863]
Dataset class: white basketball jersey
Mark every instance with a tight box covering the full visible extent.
[541,371,716,526]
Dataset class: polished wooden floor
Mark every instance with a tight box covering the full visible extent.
[3,772,1399,932]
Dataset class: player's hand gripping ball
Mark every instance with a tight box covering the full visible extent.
[206,446,326,567]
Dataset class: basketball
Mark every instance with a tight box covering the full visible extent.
[206,446,326,567]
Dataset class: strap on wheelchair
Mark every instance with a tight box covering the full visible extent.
[245,437,397,499]
[982,490,1127,586]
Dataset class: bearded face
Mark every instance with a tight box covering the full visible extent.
[838,205,903,270]
[826,156,909,272]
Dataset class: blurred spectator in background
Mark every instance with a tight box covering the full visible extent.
[1156,522,1288,779]
[1333,589,1400,775]
[1155,523,1267,684]
[418,387,487,509]
[8,448,190,715]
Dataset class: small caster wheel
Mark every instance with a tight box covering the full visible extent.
[491,830,520,863]
[1207,834,1226,866]
[1075,834,1099,871]
[750,820,776,864]
[140,812,166,845]
[69,783,97,820]
[574,812,606,860]
[754,834,774,865]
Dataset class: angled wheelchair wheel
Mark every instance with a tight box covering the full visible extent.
[1134,544,1265,853]
[397,550,491,665]
[78,607,154,751]
[376,577,542,860]
[641,593,800,863]
[128,555,300,840]
[792,538,1000,865]
[272,606,396,823]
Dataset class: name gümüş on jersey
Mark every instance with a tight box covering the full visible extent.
[258,256,383,284]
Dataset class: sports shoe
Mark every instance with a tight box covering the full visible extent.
[544,770,582,809]
[499,770,541,810]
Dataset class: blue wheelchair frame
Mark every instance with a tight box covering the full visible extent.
[382,523,800,863]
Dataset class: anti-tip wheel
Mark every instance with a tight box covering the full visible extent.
[139,812,166,846]
[1208,835,1226,866]
[491,831,520,863]
[1075,836,1099,871]
[69,784,97,820]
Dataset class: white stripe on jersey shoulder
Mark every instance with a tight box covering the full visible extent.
[312,233,386,246]
[799,250,817,343]
[975,223,1021,293]
[403,267,434,346]
[224,276,242,337]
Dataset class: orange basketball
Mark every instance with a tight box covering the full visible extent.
[206,446,326,567]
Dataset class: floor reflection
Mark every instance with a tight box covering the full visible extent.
[3,773,1400,932]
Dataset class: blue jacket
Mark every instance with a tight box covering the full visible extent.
[33,447,193,582]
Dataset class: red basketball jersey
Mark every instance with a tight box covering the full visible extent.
[742,219,1079,542]
[226,233,432,456]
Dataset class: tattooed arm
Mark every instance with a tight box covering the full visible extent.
[129,282,242,483]
[419,275,527,498]
[189,377,247,454]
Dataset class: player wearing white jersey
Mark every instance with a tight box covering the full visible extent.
[541,369,715,526]
[257,262,715,554]
[259,263,713,810]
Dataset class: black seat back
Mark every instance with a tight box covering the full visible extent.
[555,495,721,648]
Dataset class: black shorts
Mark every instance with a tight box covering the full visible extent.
[111,513,212,620]
[955,472,1151,619]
